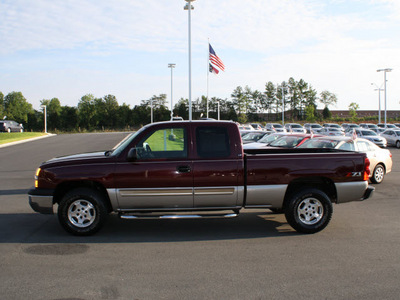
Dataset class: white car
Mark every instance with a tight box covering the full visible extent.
[298,136,392,184]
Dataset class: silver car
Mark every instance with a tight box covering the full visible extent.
[319,127,344,136]
[298,136,392,184]
[284,123,306,133]
[347,129,387,147]
[380,129,400,148]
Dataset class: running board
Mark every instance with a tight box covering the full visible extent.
[119,212,239,220]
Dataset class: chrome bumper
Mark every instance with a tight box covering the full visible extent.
[28,188,54,214]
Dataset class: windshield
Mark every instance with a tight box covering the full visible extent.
[312,124,322,128]
[273,124,283,128]
[291,124,302,128]
[258,134,284,144]
[110,130,142,156]
[269,136,305,148]
[298,139,339,149]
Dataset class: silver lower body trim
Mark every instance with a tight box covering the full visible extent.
[29,195,54,214]
[335,181,369,203]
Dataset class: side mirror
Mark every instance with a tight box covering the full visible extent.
[127,148,138,161]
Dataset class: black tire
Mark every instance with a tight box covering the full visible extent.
[396,140,400,149]
[285,188,333,234]
[370,164,385,184]
[57,188,108,236]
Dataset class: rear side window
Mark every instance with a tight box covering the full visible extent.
[196,127,230,158]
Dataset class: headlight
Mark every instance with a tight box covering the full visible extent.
[34,168,41,188]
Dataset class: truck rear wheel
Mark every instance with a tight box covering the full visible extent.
[58,188,108,236]
[285,188,332,234]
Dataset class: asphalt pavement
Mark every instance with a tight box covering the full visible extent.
[0,132,399,300]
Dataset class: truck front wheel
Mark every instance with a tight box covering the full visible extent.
[285,188,332,234]
[58,188,108,236]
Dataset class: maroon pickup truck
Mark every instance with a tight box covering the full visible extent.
[28,121,374,236]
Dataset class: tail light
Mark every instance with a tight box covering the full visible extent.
[363,157,370,181]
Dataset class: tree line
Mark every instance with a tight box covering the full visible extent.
[0,77,340,132]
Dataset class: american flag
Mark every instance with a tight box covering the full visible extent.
[209,44,225,73]
[209,63,219,74]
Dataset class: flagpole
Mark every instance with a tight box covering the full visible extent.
[207,38,209,118]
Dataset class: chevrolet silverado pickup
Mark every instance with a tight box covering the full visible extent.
[28,121,374,236]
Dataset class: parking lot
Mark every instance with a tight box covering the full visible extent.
[0,132,399,299]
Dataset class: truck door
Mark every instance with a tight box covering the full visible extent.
[192,126,241,208]
[114,125,193,210]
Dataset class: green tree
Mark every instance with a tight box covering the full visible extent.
[41,98,62,130]
[59,106,79,132]
[0,91,4,118]
[264,81,277,116]
[94,94,119,130]
[77,94,96,130]
[4,91,33,123]
[322,106,332,119]
[349,102,359,122]
[174,98,189,120]
[305,105,316,122]
[319,91,337,109]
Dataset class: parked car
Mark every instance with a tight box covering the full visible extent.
[267,133,318,148]
[250,123,263,131]
[238,124,255,131]
[298,136,392,184]
[265,123,287,133]
[319,127,345,136]
[360,123,379,131]
[343,123,360,131]
[284,123,306,133]
[304,123,323,133]
[0,120,24,133]
[346,129,387,147]
[380,129,400,148]
[243,133,288,149]
[377,123,397,130]
[241,131,272,144]
[323,123,344,132]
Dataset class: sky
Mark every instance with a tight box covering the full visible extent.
[1,0,400,112]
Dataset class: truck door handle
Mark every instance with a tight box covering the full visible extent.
[177,165,191,173]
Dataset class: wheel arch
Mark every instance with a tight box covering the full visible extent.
[283,177,337,208]
[53,180,113,212]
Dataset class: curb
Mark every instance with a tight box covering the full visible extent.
[0,133,57,149]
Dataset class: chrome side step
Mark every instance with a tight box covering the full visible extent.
[119,212,239,220]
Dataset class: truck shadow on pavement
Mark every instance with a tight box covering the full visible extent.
[0,211,298,244]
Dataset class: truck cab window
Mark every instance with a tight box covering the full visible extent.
[196,127,230,158]
[137,128,187,159]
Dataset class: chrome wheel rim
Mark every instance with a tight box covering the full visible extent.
[68,200,96,228]
[297,198,323,225]
[374,166,384,183]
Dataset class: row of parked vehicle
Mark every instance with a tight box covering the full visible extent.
[239,122,396,184]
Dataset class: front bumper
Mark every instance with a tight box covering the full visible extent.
[28,188,55,214]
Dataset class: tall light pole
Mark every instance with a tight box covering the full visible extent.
[371,83,383,123]
[40,105,47,133]
[168,63,176,120]
[377,68,392,125]
[184,0,195,121]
